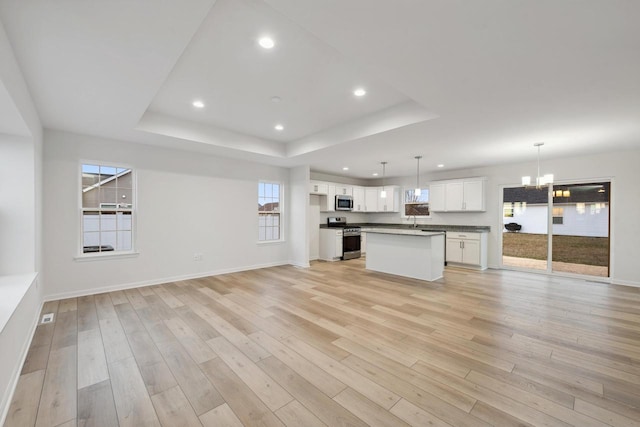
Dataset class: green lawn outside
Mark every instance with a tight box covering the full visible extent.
[502,233,609,266]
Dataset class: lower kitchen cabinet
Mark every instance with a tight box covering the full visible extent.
[445,231,487,269]
[319,228,343,261]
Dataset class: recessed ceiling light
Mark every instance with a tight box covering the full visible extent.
[437,164,444,168]
[353,88,366,97]
[372,173,379,176]
[270,96,282,103]
[258,36,275,49]
[192,100,205,108]
[342,167,349,171]
[274,124,284,131]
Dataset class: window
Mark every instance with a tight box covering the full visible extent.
[552,207,564,225]
[258,181,281,241]
[404,188,429,216]
[503,202,514,218]
[81,164,133,254]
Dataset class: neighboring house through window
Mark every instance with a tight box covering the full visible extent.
[81,164,134,254]
[404,188,430,216]
[258,181,281,241]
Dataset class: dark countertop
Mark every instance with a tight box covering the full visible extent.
[320,223,490,232]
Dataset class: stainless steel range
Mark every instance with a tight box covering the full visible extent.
[327,217,361,260]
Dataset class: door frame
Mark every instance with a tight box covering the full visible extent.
[498,177,614,281]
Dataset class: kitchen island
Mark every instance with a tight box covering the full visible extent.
[365,229,445,281]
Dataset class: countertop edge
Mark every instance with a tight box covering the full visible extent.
[319,223,490,232]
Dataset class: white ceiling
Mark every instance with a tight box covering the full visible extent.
[1,0,639,179]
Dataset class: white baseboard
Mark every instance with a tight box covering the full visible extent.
[290,260,311,268]
[0,299,43,426]
[43,261,292,301]
[612,278,640,288]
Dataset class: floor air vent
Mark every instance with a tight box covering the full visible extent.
[41,313,54,324]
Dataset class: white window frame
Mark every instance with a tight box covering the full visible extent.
[76,161,138,260]
[258,180,284,243]
[402,186,431,218]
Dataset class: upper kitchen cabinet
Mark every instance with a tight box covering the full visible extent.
[377,186,400,212]
[335,185,353,196]
[352,186,365,212]
[321,185,336,212]
[364,187,379,212]
[309,181,328,195]
[429,177,486,212]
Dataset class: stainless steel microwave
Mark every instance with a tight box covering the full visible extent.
[335,195,353,211]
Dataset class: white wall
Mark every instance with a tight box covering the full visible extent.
[0,18,44,425]
[288,166,310,267]
[0,136,36,274]
[505,204,610,237]
[507,205,548,234]
[335,148,640,286]
[43,130,292,299]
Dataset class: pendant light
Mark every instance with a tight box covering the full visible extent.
[380,161,387,198]
[522,142,553,188]
[414,156,422,197]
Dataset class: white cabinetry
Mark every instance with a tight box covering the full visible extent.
[429,183,446,212]
[319,228,343,261]
[335,185,353,196]
[310,180,400,213]
[309,181,328,195]
[377,186,399,212]
[445,231,487,269]
[429,177,486,212]
[353,186,365,212]
[320,185,336,212]
[364,188,379,212]
[462,179,485,211]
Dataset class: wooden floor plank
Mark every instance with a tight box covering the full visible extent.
[99,317,133,364]
[199,403,244,427]
[77,295,99,332]
[155,338,224,415]
[77,379,119,427]
[256,356,368,427]
[108,357,160,427]
[165,317,217,364]
[35,346,77,427]
[274,400,327,427]
[199,357,286,427]
[389,398,453,427]
[207,336,292,411]
[333,387,412,427]
[249,330,347,397]
[150,385,202,427]
[282,335,401,410]
[4,370,45,427]
[77,328,109,389]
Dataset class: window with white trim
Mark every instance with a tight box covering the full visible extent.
[258,181,281,241]
[81,164,134,253]
[404,188,430,216]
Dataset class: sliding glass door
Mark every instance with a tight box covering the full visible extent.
[551,182,610,277]
[502,181,610,278]
[502,186,549,271]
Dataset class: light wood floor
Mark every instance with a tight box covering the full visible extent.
[5,259,640,427]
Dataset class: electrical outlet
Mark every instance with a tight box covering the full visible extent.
[41,313,54,324]
[193,253,203,261]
